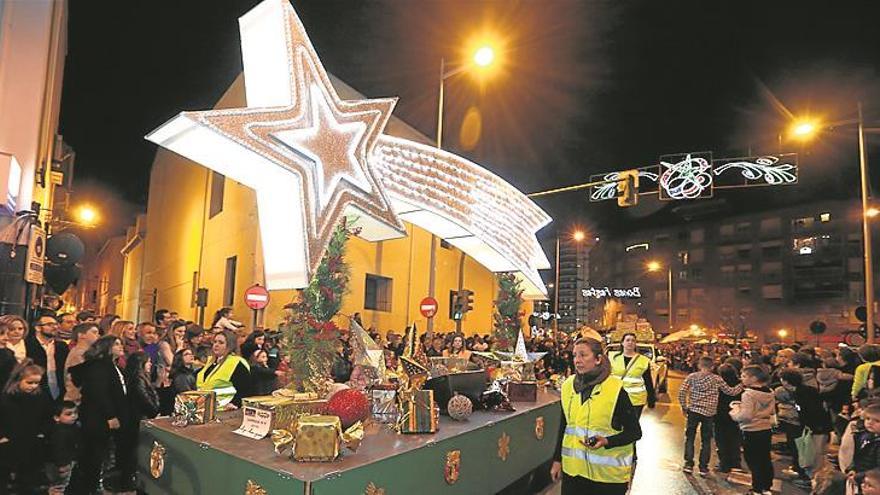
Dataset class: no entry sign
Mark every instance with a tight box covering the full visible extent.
[244,284,270,310]
[419,297,439,318]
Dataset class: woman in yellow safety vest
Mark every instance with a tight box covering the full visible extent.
[196,330,251,408]
[551,337,642,494]
[609,332,656,417]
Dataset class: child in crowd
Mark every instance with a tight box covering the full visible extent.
[678,356,742,476]
[46,401,80,495]
[730,364,776,495]
[846,403,880,482]
[0,360,53,493]
[780,368,832,488]
[863,468,880,495]
[248,349,278,396]
[0,322,15,391]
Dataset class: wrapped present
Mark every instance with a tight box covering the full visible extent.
[399,390,439,434]
[172,391,217,426]
[370,388,398,424]
[498,361,535,382]
[506,381,538,402]
[242,394,327,431]
[293,414,342,462]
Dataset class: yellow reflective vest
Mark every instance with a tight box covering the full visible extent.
[560,374,635,483]
[196,354,250,407]
[609,351,651,406]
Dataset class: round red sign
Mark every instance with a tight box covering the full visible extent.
[244,284,270,310]
[419,297,439,318]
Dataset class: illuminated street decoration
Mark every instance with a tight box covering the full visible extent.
[589,152,798,203]
[581,286,642,299]
[146,0,551,297]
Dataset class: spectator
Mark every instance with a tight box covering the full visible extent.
[186,324,209,366]
[730,365,776,495]
[845,402,880,479]
[154,309,173,339]
[211,307,243,333]
[240,331,267,363]
[714,363,742,473]
[46,401,80,495]
[780,368,831,488]
[854,345,880,400]
[678,356,742,476]
[863,468,880,495]
[25,313,68,401]
[97,314,119,336]
[118,352,159,491]
[444,334,471,360]
[156,321,186,415]
[0,321,15,391]
[171,348,198,394]
[75,310,96,325]
[55,313,77,343]
[426,336,445,358]
[68,336,129,494]
[248,349,277,396]
[0,314,28,362]
[0,360,53,493]
[775,368,808,483]
[110,320,139,367]
[472,335,489,352]
[63,323,100,404]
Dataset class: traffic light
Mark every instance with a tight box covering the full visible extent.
[617,169,639,207]
[450,289,473,320]
[461,289,474,313]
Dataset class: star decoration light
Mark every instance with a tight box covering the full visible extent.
[498,432,511,461]
[146,0,552,297]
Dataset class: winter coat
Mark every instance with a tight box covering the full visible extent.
[250,364,277,396]
[25,333,69,399]
[794,384,833,434]
[851,422,880,473]
[774,386,800,426]
[0,348,15,392]
[128,372,159,421]
[730,386,775,432]
[69,357,131,435]
[171,366,197,394]
[0,391,53,469]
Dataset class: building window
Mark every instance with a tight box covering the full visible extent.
[849,258,862,274]
[792,216,815,232]
[737,286,752,296]
[690,267,703,281]
[655,290,668,303]
[720,288,735,302]
[820,212,831,223]
[676,289,689,304]
[209,171,225,218]
[761,242,782,258]
[735,222,751,234]
[655,233,671,243]
[690,229,705,244]
[737,264,752,280]
[721,265,735,281]
[850,281,864,301]
[761,284,783,300]
[719,246,735,261]
[223,256,237,307]
[737,246,752,260]
[365,274,392,312]
[690,288,706,304]
[690,248,705,263]
[677,231,688,241]
[677,250,689,265]
[760,261,783,274]
[720,224,734,237]
[759,217,781,234]
[676,308,689,319]
[793,237,815,255]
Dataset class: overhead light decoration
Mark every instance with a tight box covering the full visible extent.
[146,0,551,297]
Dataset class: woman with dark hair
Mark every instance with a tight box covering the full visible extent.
[608,333,656,417]
[171,348,198,394]
[118,351,158,491]
[97,314,119,336]
[196,331,251,408]
[240,330,266,364]
[68,335,129,494]
[156,321,186,415]
[715,363,743,473]
[550,338,641,494]
[248,349,278,396]
[211,307,243,333]
[443,334,471,360]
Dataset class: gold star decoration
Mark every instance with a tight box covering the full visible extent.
[498,432,511,461]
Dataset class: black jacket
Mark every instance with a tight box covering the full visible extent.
[250,364,277,396]
[794,384,833,434]
[128,373,159,421]
[69,358,131,433]
[852,425,880,473]
[0,391,54,469]
[25,333,69,400]
[0,348,15,391]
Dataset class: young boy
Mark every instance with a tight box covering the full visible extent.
[863,468,880,495]
[779,368,833,486]
[47,401,81,495]
[730,365,776,495]
[678,356,743,476]
[847,403,880,480]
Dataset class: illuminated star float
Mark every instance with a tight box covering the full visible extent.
[146,0,551,297]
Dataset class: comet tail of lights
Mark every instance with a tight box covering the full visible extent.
[145,0,551,298]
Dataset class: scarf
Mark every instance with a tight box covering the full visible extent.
[573,358,611,394]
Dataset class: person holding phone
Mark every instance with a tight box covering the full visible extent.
[551,337,642,494]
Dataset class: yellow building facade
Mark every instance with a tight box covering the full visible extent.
[123,75,535,337]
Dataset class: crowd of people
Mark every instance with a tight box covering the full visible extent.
[663,338,880,495]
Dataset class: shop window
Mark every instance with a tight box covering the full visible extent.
[365,274,392,312]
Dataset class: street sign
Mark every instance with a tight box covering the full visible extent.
[809,320,827,335]
[419,297,439,318]
[25,225,46,284]
[244,284,270,310]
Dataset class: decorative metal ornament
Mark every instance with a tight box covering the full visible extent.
[444,450,461,484]
[146,0,551,298]
[535,416,545,440]
[364,482,386,495]
[245,480,268,495]
[149,441,166,479]
[498,432,511,461]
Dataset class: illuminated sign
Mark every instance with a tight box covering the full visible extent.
[581,286,642,299]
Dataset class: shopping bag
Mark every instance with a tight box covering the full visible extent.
[795,427,815,468]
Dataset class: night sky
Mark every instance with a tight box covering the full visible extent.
[59,0,880,241]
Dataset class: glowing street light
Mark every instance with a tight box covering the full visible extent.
[791,120,818,140]
[572,230,586,242]
[646,260,673,332]
[867,207,880,218]
[778,328,788,340]
[473,45,495,68]
[646,260,662,273]
[76,205,98,225]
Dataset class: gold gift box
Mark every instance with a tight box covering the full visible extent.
[173,390,217,425]
[400,390,438,434]
[242,395,327,431]
[293,414,341,462]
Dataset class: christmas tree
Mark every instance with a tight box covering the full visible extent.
[282,220,359,394]
[492,273,524,351]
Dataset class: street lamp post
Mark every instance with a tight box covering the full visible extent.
[858,103,876,343]
[647,260,674,333]
[427,46,496,336]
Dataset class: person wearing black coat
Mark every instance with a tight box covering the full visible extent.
[116,352,159,491]
[25,314,69,401]
[67,336,130,494]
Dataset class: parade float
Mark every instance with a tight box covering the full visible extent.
[139,0,559,492]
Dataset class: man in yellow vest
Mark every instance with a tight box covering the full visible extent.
[609,332,656,417]
[551,337,642,494]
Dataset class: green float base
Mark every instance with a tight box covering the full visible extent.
[138,390,561,494]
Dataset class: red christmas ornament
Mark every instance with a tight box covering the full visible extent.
[325,389,371,429]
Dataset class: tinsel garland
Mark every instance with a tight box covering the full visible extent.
[282,219,360,394]
[492,273,524,352]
